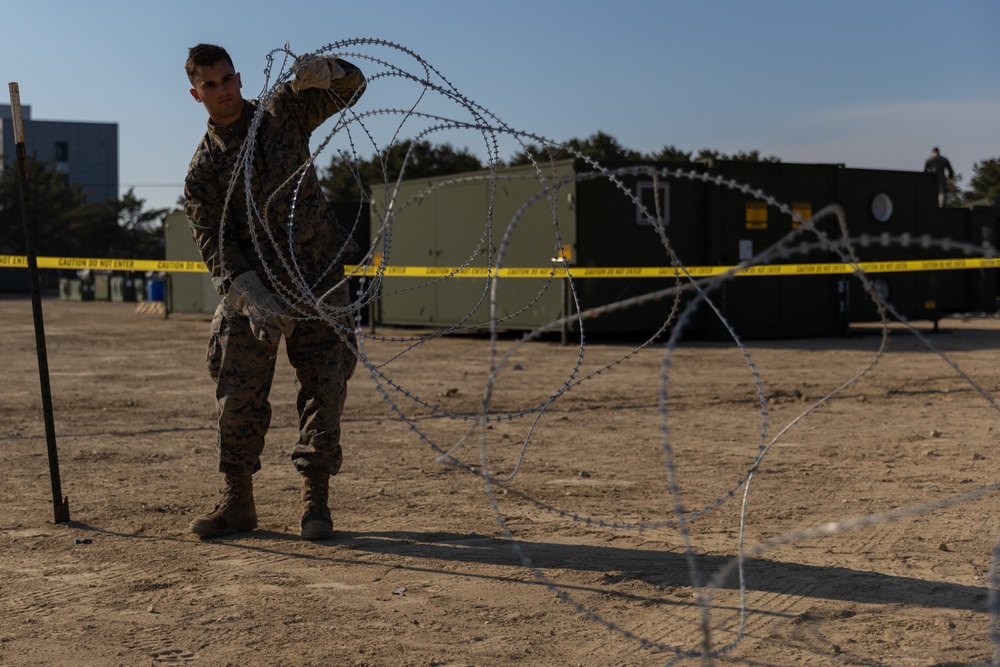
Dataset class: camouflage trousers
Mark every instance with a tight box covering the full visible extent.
[206,292,357,476]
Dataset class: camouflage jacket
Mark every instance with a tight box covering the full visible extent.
[184,58,365,300]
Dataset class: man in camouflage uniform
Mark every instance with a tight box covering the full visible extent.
[183,43,365,540]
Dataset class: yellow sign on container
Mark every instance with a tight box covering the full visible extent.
[745,201,768,229]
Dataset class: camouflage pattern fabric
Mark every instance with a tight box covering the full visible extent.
[186,58,366,476]
[207,290,357,475]
[184,59,366,298]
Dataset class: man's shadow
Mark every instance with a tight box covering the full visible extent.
[113,524,986,614]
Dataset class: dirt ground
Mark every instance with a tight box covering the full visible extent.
[3,297,1000,666]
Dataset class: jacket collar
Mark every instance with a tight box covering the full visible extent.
[206,100,254,152]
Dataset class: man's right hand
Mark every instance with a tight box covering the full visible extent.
[227,271,296,344]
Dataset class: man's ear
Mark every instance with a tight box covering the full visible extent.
[189,88,202,103]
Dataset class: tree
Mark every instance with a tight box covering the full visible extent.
[509,131,645,166]
[0,154,94,255]
[509,134,781,167]
[650,145,693,162]
[117,188,168,258]
[319,133,785,199]
[321,139,485,202]
[694,148,781,163]
[0,156,167,259]
[965,157,1000,205]
[59,199,121,258]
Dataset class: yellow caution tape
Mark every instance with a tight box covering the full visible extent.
[0,255,208,273]
[2,255,999,278]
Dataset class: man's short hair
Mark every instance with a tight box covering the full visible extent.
[185,44,235,84]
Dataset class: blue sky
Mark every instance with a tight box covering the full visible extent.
[3,0,998,213]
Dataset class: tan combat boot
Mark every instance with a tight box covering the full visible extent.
[190,472,257,538]
[301,469,335,540]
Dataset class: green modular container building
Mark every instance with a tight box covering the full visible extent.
[164,210,221,315]
[369,159,999,339]
[163,203,372,319]
[369,160,708,335]
[370,161,578,331]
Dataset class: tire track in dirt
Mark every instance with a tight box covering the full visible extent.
[703,581,824,656]
[585,568,824,659]
[122,629,198,664]
[2,559,202,663]
[1,562,132,620]
[1,539,308,665]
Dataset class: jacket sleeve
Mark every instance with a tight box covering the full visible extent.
[184,148,254,295]
[329,58,367,105]
[275,58,367,135]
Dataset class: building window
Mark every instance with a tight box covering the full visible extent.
[54,141,69,174]
[635,181,669,227]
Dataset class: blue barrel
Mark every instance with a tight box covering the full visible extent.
[146,280,165,302]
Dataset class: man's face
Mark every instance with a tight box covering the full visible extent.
[189,60,243,125]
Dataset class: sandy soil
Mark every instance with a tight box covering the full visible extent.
[2,297,1000,666]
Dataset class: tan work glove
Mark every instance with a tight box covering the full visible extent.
[227,272,296,344]
[290,56,346,93]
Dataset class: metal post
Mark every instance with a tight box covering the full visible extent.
[553,254,570,346]
[9,82,70,524]
[164,272,172,320]
[560,276,569,346]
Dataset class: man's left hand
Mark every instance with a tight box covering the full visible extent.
[290,56,346,93]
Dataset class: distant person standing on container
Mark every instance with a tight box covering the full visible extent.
[924,147,955,207]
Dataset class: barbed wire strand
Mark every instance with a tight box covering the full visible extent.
[220,38,1000,664]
